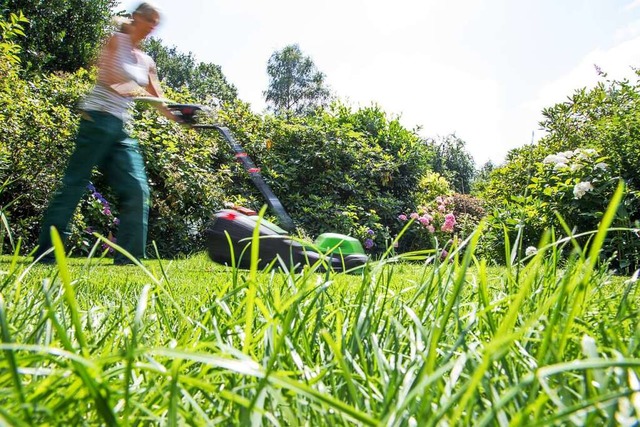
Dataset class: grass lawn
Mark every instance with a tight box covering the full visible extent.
[0,241,639,425]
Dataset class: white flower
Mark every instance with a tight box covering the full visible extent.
[573,181,594,199]
[525,246,538,256]
[543,154,568,165]
[553,162,568,170]
[560,150,576,159]
[595,162,608,170]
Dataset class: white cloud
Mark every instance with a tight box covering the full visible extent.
[624,0,640,11]
[614,18,640,42]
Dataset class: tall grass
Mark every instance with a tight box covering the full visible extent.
[0,199,639,425]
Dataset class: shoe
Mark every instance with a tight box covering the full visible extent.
[33,248,56,265]
[35,256,56,265]
[113,257,138,266]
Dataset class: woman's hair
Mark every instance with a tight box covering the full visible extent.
[132,2,161,20]
[111,2,160,34]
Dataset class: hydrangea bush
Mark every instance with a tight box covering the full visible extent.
[482,147,640,271]
[532,148,625,230]
[397,195,458,252]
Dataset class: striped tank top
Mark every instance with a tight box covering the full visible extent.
[80,32,154,122]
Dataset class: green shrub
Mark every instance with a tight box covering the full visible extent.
[130,94,240,256]
[0,11,28,66]
[478,74,640,269]
[0,68,91,252]
[415,171,452,205]
[218,102,434,251]
[479,148,640,271]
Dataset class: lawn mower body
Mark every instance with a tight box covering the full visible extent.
[167,103,368,273]
[204,210,368,273]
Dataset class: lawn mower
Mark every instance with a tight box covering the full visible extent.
[157,101,369,273]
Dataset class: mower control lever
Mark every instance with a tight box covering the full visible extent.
[166,103,208,124]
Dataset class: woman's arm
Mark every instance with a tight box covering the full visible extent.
[145,62,184,122]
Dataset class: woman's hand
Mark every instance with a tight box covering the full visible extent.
[110,81,151,97]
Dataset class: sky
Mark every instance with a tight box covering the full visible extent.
[118,0,640,165]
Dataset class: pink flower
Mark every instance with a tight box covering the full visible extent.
[438,205,446,212]
[441,222,455,233]
[398,214,408,221]
[444,213,456,223]
[419,216,430,226]
[427,225,435,233]
[410,212,420,220]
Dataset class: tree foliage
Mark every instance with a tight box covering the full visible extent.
[264,44,331,115]
[0,10,27,66]
[426,134,476,193]
[1,0,116,73]
[144,38,238,103]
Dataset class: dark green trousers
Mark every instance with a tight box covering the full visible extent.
[37,111,150,263]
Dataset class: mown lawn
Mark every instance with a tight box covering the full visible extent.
[0,238,639,425]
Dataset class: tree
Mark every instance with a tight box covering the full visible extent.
[143,38,195,89]
[190,62,238,103]
[471,160,495,194]
[144,38,238,103]
[1,0,116,73]
[427,134,476,194]
[264,44,331,115]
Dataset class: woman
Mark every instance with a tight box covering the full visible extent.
[35,2,181,265]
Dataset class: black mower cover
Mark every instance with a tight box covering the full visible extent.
[205,210,368,273]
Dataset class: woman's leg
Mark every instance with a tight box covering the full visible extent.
[105,136,150,264]
[35,115,114,259]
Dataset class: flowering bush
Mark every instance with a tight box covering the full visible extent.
[540,148,640,272]
[481,147,640,271]
[349,211,392,254]
[397,195,459,251]
[450,193,485,239]
[535,148,619,227]
[67,183,120,255]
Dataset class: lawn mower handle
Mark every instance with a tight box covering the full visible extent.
[166,104,296,232]
[200,124,296,232]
